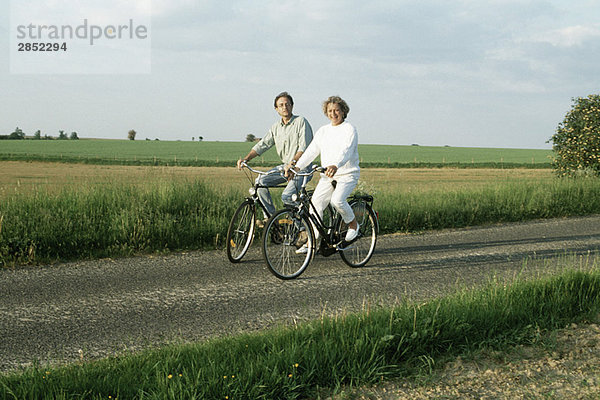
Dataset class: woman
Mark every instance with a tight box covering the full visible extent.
[288,96,360,253]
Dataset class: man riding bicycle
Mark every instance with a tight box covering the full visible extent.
[237,91,313,224]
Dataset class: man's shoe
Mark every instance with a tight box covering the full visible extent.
[345,223,360,242]
[295,231,308,248]
[295,244,309,254]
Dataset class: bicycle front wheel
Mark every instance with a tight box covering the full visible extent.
[226,200,256,263]
[339,201,377,268]
[262,209,314,280]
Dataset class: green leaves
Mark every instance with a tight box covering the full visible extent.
[550,94,600,177]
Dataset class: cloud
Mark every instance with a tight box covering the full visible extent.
[529,24,600,47]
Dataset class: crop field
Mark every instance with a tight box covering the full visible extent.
[0,139,553,167]
[0,161,554,199]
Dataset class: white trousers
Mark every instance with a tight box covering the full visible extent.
[311,172,359,224]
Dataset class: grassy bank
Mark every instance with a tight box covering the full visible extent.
[1,264,599,399]
[2,176,600,266]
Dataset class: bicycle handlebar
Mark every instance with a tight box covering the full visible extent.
[288,164,326,176]
[239,161,284,176]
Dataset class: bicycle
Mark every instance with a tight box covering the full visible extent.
[226,162,332,263]
[226,162,287,263]
[261,165,379,280]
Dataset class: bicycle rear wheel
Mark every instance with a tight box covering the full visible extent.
[262,209,314,280]
[338,200,377,268]
[226,200,255,263]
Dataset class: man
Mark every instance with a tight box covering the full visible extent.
[237,92,313,222]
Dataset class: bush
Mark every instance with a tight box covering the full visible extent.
[549,94,600,176]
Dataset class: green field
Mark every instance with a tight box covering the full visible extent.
[0,139,553,167]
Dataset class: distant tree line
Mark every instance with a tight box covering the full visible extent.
[0,127,79,140]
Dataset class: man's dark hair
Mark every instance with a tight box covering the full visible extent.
[274,92,294,108]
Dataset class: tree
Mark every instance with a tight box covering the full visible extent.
[9,127,25,140]
[549,94,600,176]
[70,131,79,140]
[245,134,256,142]
[198,136,203,142]
[128,129,137,140]
[33,130,41,140]
[58,130,68,140]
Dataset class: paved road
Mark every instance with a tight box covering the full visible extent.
[1,216,600,372]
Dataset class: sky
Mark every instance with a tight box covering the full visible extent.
[1,0,599,149]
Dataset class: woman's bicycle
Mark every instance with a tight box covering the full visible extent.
[226,162,287,263]
[261,165,379,280]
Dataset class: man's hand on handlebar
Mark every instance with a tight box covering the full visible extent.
[284,163,299,181]
[236,159,247,170]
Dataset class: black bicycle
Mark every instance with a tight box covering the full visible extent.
[261,166,379,280]
[226,162,287,263]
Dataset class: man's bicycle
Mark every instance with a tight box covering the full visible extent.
[226,162,332,263]
[261,166,378,280]
[226,162,287,263]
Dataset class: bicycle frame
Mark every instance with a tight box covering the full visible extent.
[292,167,345,250]
[241,162,288,220]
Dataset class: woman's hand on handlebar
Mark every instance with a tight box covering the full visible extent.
[324,165,338,178]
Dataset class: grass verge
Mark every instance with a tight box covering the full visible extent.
[0,180,239,266]
[2,176,600,266]
[1,264,599,399]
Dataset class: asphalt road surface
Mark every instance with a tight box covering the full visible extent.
[1,215,600,372]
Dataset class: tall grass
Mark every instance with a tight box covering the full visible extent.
[2,177,600,266]
[376,177,600,232]
[1,264,599,399]
[0,180,239,266]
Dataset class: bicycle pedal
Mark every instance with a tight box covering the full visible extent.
[319,244,337,257]
[336,238,358,251]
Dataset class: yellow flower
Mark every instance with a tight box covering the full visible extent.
[168,374,173,379]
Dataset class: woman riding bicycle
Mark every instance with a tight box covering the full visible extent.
[286,95,360,253]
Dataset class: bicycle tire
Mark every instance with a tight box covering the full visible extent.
[338,200,377,268]
[262,209,314,280]
[226,200,256,263]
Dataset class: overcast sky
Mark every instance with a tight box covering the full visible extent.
[2,0,599,149]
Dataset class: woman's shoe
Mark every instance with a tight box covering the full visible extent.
[345,223,360,242]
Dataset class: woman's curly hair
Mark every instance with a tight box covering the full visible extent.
[322,96,349,119]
